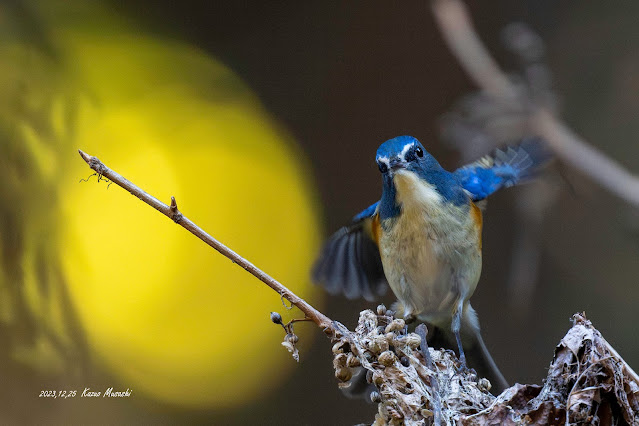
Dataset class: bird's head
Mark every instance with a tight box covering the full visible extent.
[375,136,465,220]
[375,135,442,178]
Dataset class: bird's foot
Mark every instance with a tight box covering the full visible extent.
[455,359,479,382]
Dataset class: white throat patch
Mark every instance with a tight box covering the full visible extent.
[393,169,444,209]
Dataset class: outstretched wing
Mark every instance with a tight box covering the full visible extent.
[454,137,552,201]
[312,202,388,302]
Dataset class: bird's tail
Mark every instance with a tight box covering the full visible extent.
[461,304,509,392]
[426,304,508,393]
[461,330,509,393]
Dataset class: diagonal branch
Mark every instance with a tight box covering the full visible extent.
[432,0,639,207]
[77,149,334,332]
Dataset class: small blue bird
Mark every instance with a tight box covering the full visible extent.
[313,135,550,392]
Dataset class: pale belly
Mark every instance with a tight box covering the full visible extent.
[379,208,482,326]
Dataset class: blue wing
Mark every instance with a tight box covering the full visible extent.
[312,202,388,302]
[454,137,551,201]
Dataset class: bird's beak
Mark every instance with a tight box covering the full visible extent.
[389,157,407,172]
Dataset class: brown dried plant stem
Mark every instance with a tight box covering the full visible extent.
[432,0,639,207]
[77,149,333,331]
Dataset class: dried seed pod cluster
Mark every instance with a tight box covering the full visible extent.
[270,311,301,362]
[330,307,496,425]
[281,332,300,362]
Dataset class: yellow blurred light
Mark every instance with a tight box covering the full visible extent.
[40,2,323,409]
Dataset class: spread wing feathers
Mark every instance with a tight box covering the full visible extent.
[454,137,552,201]
[312,202,388,302]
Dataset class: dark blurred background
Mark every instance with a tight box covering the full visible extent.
[3,1,639,424]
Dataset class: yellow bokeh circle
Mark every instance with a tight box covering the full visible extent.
[56,29,321,407]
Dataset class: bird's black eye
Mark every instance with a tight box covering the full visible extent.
[415,146,424,158]
[378,161,388,173]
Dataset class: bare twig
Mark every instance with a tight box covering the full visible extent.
[77,149,334,332]
[432,0,639,207]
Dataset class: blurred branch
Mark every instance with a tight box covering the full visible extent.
[432,0,518,100]
[432,0,639,207]
[77,149,333,331]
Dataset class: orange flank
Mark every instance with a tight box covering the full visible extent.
[470,202,483,250]
[371,213,382,246]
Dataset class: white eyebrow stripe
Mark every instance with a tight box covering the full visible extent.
[399,143,414,161]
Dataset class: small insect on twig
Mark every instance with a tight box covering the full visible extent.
[79,172,113,188]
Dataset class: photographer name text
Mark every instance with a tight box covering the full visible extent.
[39,387,132,399]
